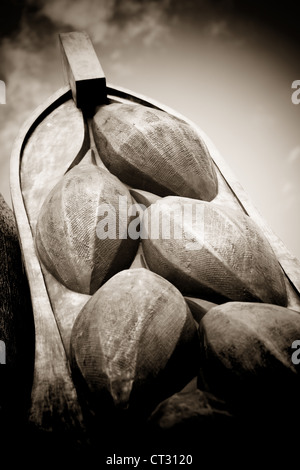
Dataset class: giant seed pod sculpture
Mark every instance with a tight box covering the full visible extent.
[70,268,200,418]
[141,196,287,305]
[35,164,139,295]
[92,103,218,201]
[10,30,300,444]
[198,302,300,419]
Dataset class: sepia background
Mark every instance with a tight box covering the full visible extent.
[0,0,299,259]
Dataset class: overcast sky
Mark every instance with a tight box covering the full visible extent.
[0,0,299,259]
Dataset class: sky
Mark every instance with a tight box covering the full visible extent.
[0,0,300,259]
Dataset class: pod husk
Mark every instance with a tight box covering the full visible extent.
[35,164,139,295]
[70,268,200,419]
[198,301,300,420]
[141,196,287,306]
[92,103,218,200]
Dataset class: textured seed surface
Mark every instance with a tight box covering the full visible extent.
[70,268,200,415]
[141,196,287,305]
[198,302,300,415]
[35,164,139,295]
[92,103,218,200]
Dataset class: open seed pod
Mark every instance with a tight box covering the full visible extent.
[198,302,300,420]
[70,268,200,420]
[141,196,287,305]
[35,164,139,295]
[92,103,218,201]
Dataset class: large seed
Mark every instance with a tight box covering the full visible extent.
[141,197,287,305]
[198,302,300,419]
[70,268,200,418]
[92,103,218,201]
[148,380,232,445]
[35,164,139,295]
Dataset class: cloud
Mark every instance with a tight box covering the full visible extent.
[0,0,176,205]
[39,0,172,47]
[205,19,231,39]
[281,181,294,194]
[288,146,300,164]
[40,0,114,44]
[249,105,276,129]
